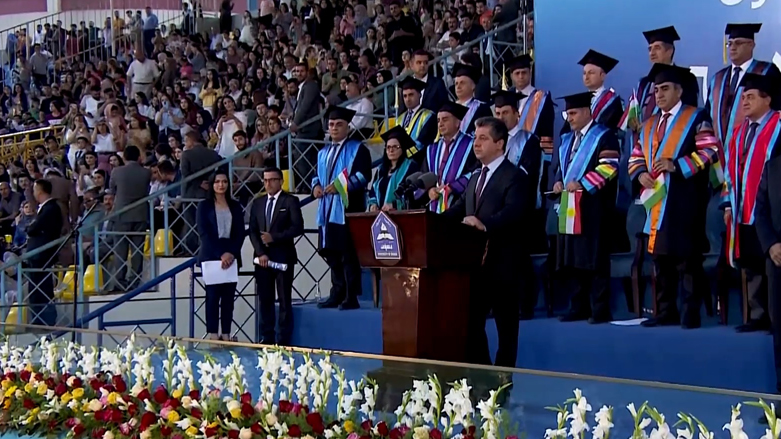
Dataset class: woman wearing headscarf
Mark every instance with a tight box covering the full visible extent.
[368,126,420,213]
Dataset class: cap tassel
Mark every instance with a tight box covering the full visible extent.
[723,34,728,65]
[394,82,399,110]
[501,64,508,91]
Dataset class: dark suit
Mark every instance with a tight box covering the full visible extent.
[755,156,781,392]
[249,191,304,344]
[25,198,63,325]
[444,158,529,367]
[421,75,449,113]
[196,198,245,336]
[294,78,323,192]
[180,144,222,253]
[109,162,152,290]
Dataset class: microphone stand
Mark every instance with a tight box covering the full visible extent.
[35,199,100,342]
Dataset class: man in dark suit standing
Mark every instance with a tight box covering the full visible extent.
[290,64,323,193]
[408,50,449,113]
[109,146,152,291]
[755,155,781,406]
[249,167,304,345]
[26,179,63,325]
[444,116,528,367]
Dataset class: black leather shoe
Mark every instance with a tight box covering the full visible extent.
[736,319,770,333]
[559,312,589,322]
[641,316,679,327]
[317,297,342,309]
[588,315,612,324]
[338,300,360,310]
[681,319,701,329]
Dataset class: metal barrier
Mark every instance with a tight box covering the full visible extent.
[0,125,66,165]
[0,14,529,335]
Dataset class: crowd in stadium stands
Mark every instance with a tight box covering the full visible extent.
[0,0,532,303]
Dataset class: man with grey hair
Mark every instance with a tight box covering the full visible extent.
[0,182,21,237]
[443,116,528,368]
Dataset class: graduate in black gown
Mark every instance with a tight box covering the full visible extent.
[368,126,421,212]
[561,50,624,134]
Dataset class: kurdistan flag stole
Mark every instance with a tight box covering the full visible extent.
[333,169,350,208]
[639,173,667,210]
[558,190,582,235]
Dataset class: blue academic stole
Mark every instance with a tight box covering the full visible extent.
[314,140,362,233]
[506,129,543,208]
[708,60,773,144]
[559,125,610,182]
[371,159,412,209]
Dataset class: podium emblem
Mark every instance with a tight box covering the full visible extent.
[371,212,402,260]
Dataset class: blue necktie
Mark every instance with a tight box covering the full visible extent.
[402,110,413,127]
[266,196,274,231]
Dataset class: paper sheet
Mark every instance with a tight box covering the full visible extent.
[610,318,648,326]
[201,260,239,285]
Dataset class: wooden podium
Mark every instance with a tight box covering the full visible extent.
[346,209,486,363]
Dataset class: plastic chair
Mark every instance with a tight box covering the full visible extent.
[4,303,27,333]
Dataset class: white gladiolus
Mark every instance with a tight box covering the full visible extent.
[723,405,749,439]
[239,428,253,439]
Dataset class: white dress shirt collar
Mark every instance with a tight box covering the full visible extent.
[520,84,535,96]
[591,85,606,102]
[476,154,505,197]
[508,123,521,138]
[663,100,683,119]
[457,96,474,106]
[579,119,594,137]
[734,58,753,73]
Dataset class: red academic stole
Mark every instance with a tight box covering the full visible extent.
[725,112,781,267]
[639,106,699,254]
[591,89,618,122]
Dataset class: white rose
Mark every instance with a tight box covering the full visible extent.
[181,396,193,409]
[140,430,152,439]
[88,399,104,412]
[239,428,253,439]
[227,399,241,412]
[103,431,115,439]
[265,413,278,425]
[67,376,77,387]
[413,426,430,439]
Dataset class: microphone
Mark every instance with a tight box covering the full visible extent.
[404,172,423,185]
[415,172,439,191]
[393,172,424,200]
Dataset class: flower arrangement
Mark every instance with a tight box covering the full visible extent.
[0,336,773,439]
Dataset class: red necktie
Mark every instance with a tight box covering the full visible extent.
[437,138,452,177]
[656,113,671,144]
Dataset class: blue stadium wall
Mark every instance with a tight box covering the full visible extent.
[535,0,780,129]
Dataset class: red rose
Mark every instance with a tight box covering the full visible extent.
[65,418,79,428]
[306,413,325,434]
[127,403,138,417]
[389,428,403,439]
[70,377,83,388]
[137,389,151,401]
[189,389,200,400]
[204,427,218,438]
[23,398,35,410]
[19,370,31,382]
[153,386,169,404]
[292,403,304,415]
[34,373,43,382]
[288,425,302,437]
[167,398,181,409]
[251,423,263,435]
[191,408,203,420]
[45,377,56,389]
[430,429,442,439]
[94,410,107,422]
[240,392,252,404]
[161,425,173,437]
[55,382,68,396]
[361,420,373,431]
[111,408,123,424]
[278,400,293,413]
[228,430,239,439]
[140,412,157,431]
[89,378,103,391]
[92,428,106,439]
[48,419,58,431]
[4,372,16,381]
[112,376,128,393]
[241,402,255,417]
[361,435,371,439]
[72,424,85,437]
[377,422,389,436]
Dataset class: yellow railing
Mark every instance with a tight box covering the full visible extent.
[0,125,66,165]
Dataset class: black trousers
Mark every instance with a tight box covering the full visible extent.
[322,247,362,303]
[767,259,781,392]
[256,265,295,345]
[204,282,237,335]
[564,267,611,319]
[653,254,702,324]
[142,29,155,58]
[740,254,769,322]
[467,266,521,368]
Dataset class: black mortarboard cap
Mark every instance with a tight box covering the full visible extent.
[643,26,680,45]
[558,92,594,111]
[740,73,774,96]
[453,63,480,83]
[326,106,356,122]
[492,90,525,109]
[648,63,690,86]
[725,23,762,40]
[577,49,619,74]
[399,76,426,92]
[380,125,416,150]
[438,101,469,120]
[507,54,533,72]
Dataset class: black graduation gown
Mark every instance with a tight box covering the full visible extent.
[319,143,373,252]
[515,133,543,211]
[559,92,623,135]
[368,160,420,209]
[463,103,494,135]
[555,126,619,271]
[638,71,700,109]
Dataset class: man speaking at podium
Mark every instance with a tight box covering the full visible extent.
[443,116,529,367]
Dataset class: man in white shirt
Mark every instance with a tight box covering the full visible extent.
[344,81,374,137]
[126,47,160,98]
[80,86,102,129]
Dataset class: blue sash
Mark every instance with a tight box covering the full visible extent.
[559,125,610,182]
[370,159,412,209]
[506,129,544,209]
[315,140,362,230]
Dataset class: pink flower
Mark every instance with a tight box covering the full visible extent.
[159,406,172,419]
[254,400,265,413]
[119,423,132,435]
[347,433,360,439]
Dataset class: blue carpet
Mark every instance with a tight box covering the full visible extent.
[289,303,777,394]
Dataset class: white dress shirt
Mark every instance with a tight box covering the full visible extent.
[476,154,505,198]
[518,84,535,110]
[417,74,428,101]
[657,100,682,134]
[590,85,606,106]
[732,58,754,88]
[347,98,374,130]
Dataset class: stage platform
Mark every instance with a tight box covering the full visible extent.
[289,302,776,394]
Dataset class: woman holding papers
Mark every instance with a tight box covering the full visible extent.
[196,169,246,342]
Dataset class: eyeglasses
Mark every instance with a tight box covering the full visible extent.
[385,144,401,150]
